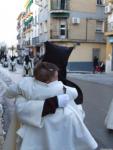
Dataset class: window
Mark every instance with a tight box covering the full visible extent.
[61,0,66,9]
[97,0,104,5]
[96,21,104,32]
[60,22,67,39]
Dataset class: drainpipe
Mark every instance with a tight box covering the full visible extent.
[86,18,88,41]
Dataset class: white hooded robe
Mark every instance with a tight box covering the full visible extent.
[5,77,98,150]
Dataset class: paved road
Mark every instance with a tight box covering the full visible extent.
[68,72,113,87]
[68,75,113,149]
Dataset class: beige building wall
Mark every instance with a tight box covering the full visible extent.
[68,19,96,41]
[50,19,59,34]
[70,0,96,12]
[87,20,96,41]
[68,18,87,40]
[69,43,106,62]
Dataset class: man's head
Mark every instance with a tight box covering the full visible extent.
[34,62,59,83]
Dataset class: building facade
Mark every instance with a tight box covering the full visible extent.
[37,0,106,71]
[105,0,113,73]
[17,0,39,56]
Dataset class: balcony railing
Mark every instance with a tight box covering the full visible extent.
[50,29,68,39]
[23,24,32,33]
[32,37,39,45]
[50,29,105,42]
[51,0,70,10]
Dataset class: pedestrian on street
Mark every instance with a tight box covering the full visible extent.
[23,55,32,76]
[2,55,8,68]
[93,56,99,73]
[9,56,16,71]
[4,62,97,150]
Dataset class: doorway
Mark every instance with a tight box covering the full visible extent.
[92,48,100,60]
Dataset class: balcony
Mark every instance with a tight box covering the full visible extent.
[24,16,33,26]
[32,37,39,46]
[23,24,32,33]
[50,0,70,18]
[50,29,68,40]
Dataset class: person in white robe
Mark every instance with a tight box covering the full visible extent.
[105,98,113,130]
[9,56,16,71]
[4,62,98,150]
[23,55,32,76]
[23,61,32,77]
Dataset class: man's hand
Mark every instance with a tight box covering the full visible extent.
[42,94,70,117]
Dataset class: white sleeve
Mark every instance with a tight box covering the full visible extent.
[15,96,44,128]
[5,84,21,99]
[64,85,78,100]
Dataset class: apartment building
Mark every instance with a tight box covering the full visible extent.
[17,0,39,56]
[105,0,113,72]
[37,0,106,71]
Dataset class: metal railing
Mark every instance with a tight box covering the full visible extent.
[50,29,68,39]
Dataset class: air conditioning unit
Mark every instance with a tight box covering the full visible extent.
[72,17,80,24]
[105,6,111,14]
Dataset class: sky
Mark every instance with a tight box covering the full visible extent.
[0,0,24,47]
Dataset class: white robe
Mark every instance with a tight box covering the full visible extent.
[5,77,98,150]
[105,98,113,130]
[9,59,16,71]
[23,62,32,76]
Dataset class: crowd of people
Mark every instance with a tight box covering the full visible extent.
[0,54,17,71]
[0,47,112,150]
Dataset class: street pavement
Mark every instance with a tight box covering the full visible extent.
[68,73,113,149]
[0,64,113,150]
[68,72,113,87]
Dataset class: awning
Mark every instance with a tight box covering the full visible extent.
[24,16,33,26]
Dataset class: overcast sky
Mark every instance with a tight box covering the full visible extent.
[0,0,24,47]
